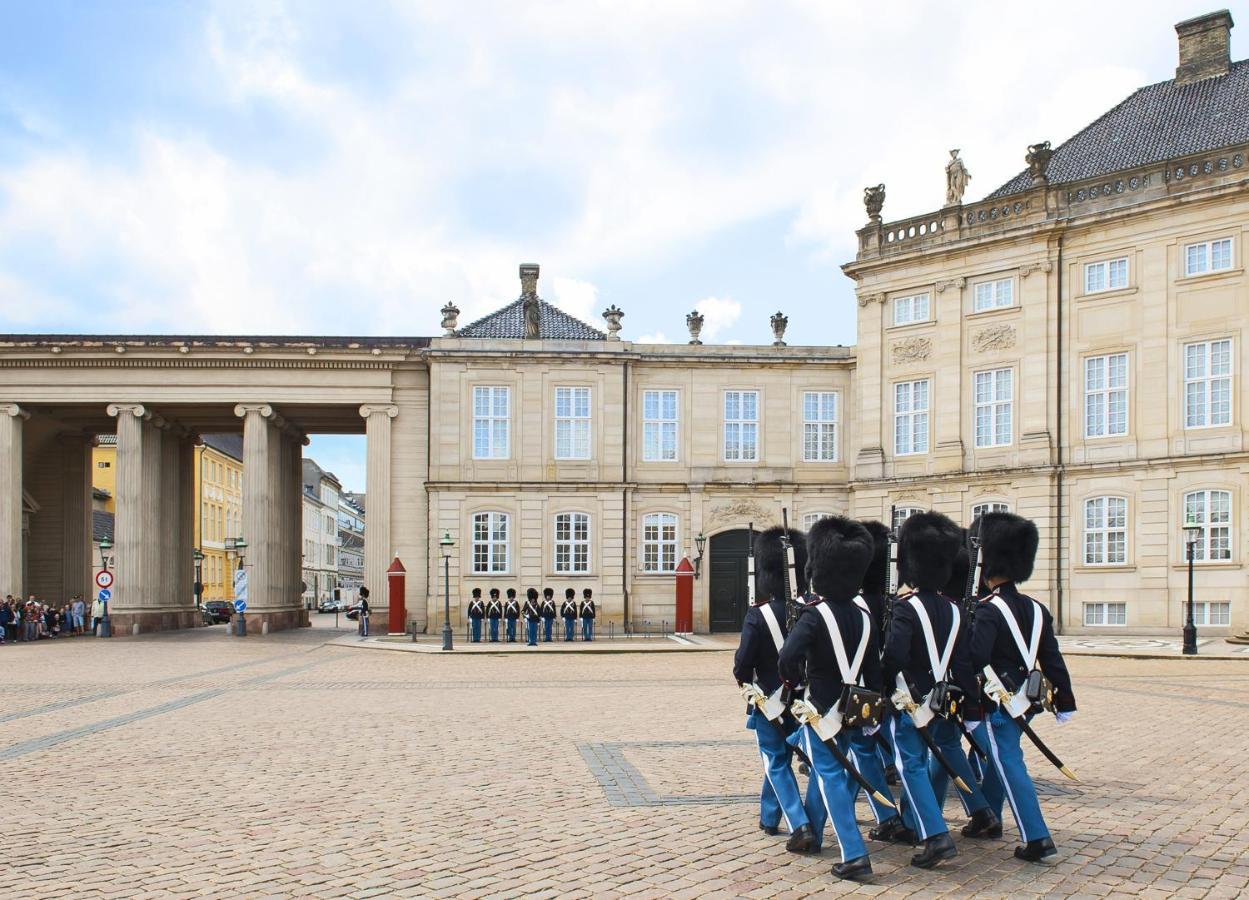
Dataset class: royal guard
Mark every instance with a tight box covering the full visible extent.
[560,589,578,641]
[504,588,521,643]
[486,588,503,643]
[540,588,557,642]
[579,588,596,641]
[467,588,485,643]
[523,588,542,647]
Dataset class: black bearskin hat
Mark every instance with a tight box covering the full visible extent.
[506,588,516,598]
[543,587,554,598]
[489,588,500,598]
[471,588,482,597]
[564,588,575,598]
[804,517,874,603]
[858,520,890,594]
[979,512,1038,584]
[754,527,808,601]
[526,588,538,600]
[941,527,970,599]
[898,511,961,591]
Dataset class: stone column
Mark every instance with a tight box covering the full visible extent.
[109,403,165,629]
[360,404,397,623]
[288,433,307,625]
[0,404,28,598]
[59,433,93,603]
[237,404,277,624]
[177,436,196,624]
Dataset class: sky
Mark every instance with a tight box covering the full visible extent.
[1,0,1242,490]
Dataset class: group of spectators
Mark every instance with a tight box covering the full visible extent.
[0,594,99,643]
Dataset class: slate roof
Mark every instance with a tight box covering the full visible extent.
[456,297,606,340]
[989,59,1249,198]
[92,510,114,544]
[202,433,243,462]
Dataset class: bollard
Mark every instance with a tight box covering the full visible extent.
[132,623,140,636]
[261,621,269,636]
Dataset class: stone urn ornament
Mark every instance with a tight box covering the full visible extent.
[440,302,460,336]
[602,305,624,341]
[686,310,705,345]
[770,311,788,347]
[864,184,886,222]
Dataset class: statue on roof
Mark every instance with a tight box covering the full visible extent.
[1027,142,1054,184]
[864,184,885,222]
[519,263,541,339]
[945,149,971,206]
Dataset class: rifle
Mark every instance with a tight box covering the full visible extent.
[780,509,800,630]
[882,505,900,641]
[962,519,985,620]
[747,522,756,607]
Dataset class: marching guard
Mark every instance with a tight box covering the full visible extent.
[486,588,503,643]
[467,588,485,643]
[733,526,817,853]
[504,588,521,642]
[579,588,596,641]
[560,589,578,641]
[523,588,542,646]
[968,512,1077,862]
[540,588,557,642]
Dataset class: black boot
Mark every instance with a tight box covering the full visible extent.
[868,816,916,845]
[1014,836,1057,862]
[910,832,957,869]
[831,855,872,881]
[885,763,899,786]
[961,808,1003,839]
[758,822,779,836]
[785,823,817,853]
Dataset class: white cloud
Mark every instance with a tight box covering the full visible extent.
[550,276,599,327]
[694,296,741,343]
[635,331,671,344]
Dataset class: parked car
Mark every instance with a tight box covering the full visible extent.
[318,598,345,613]
[345,604,362,621]
[202,600,233,624]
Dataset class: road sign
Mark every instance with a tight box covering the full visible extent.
[95,570,114,590]
[97,588,112,602]
[233,599,247,613]
[233,568,248,602]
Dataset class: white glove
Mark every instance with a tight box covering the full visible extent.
[1055,711,1076,726]
[965,719,985,732]
[862,724,881,737]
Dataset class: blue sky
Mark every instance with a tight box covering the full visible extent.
[1,1,1240,489]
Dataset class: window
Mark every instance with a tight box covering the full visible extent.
[1184,238,1233,276]
[973,368,1013,447]
[641,513,679,573]
[1085,353,1129,438]
[555,387,591,460]
[802,392,838,462]
[973,277,1013,312]
[802,512,833,530]
[893,292,930,326]
[723,391,759,461]
[471,512,510,573]
[893,380,929,455]
[972,501,1011,520]
[97,461,110,468]
[1184,340,1232,428]
[1084,257,1128,294]
[1183,490,1232,562]
[1193,602,1231,626]
[554,512,591,573]
[891,507,923,531]
[472,386,510,459]
[1083,496,1127,565]
[642,390,679,462]
[1084,602,1126,626]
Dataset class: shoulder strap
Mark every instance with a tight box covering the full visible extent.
[814,602,871,686]
[988,596,1043,669]
[757,604,785,654]
[906,596,960,682]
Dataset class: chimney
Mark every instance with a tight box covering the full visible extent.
[1175,10,1234,84]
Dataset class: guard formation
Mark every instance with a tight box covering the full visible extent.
[734,509,1077,882]
[465,584,599,645]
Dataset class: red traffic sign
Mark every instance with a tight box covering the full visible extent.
[95,569,114,590]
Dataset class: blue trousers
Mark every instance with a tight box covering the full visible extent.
[847,728,901,826]
[526,620,538,646]
[506,619,517,642]
[929,718,990,816]
[360,615,369,637]
[543,616,554,641]
[563,617,575,641]
[489,619,500,641]
[582,618,593,641]
[470,618,482,642]
[889,714,949,840]
[748,710,809,833]
[792,725,868,862]
[970,710,1050,842]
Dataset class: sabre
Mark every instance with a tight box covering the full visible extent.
[982,667,1079,782]
[892,676,974,795]
[791,699,895,810]
[740,683,813,768]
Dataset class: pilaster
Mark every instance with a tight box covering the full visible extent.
[0,404,29,598]
[361,404,397,621]
[59,433,92,601]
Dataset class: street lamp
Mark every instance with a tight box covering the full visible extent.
[233,538,248,637]
[97,536,113,638]
[440,531,455,651]
[192,547,204,612]
[1182,519,1202,655]
[693,532,707,579]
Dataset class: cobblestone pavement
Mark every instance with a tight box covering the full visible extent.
[2,624,1248,898]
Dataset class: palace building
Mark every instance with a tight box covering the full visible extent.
[0,11,1245,638]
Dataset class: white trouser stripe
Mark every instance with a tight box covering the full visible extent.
[756,728,793,832]
[890,716,928,840]
[984,717,1031,842]
[805,728,844,859]
[848,747,883,824]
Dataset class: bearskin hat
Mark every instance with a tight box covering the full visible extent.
[858,520,891,594]
[941,527,971,599]
[754,526,808,601]
[978,512,1038,584]
[543,587,554,598]
[804,517,874,603]
[472,588,482,597]
[898,511,962,591]
[526,588,538,600]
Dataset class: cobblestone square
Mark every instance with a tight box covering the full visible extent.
[3,625,1248,898]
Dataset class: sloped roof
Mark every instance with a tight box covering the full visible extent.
[92,510,114,544]
[456,297,605,340]
[202,433,243,462]
[989,59,1249,198]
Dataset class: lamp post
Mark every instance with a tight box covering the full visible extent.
[693,532,706,579]
[193,547,204,613]
[233,538,248,637]
[440,531,455,651]
[97,536,113,638]
[1182,520,1202,655]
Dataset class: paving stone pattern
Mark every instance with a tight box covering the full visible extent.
[2,625,1248,898]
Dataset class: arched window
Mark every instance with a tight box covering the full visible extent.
[1083,497,1127,565]
[801,512,833,530]
[1183,490,1232,562]
[891,507,923,531]
[971,501,1011,520]
[471,512,510,573]
[554,512,591,573]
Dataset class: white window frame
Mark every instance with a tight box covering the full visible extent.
[642,389,679,462]
[893,380,929,456]
[1084,602,1126,627]
[641,513,679,573]
[971,501,1011,520]
[1084,257,1129,294]
[891,507,923,531]
[1193,601,1231,626]
[972,277,1014,312]
[472,386,510,460]
[1084,353,1129,438]
[553,512,590,574]
[1083,496,1128,566]
[1183,339,1233,429]
[802,391,838,462]
[723,390,759,462]
[1183,489,1232,563]
[801,512,833,530]
[554,386,592,460]
[892,292,931,326]
[471,511,510,574]
[1184,237,1233,276]
[973,368,1013,448]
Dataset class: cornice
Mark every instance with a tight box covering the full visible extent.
[0,357,400,370]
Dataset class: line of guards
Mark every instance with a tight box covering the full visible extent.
[465,587,597,645]
[734,510,1077,882]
